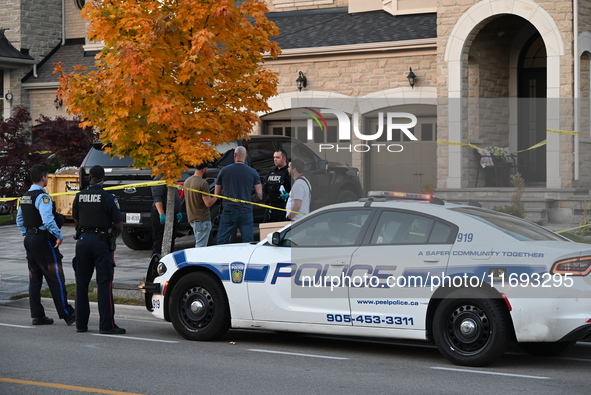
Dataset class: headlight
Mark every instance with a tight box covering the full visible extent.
[157,262,167,276]
[551,256,591,276]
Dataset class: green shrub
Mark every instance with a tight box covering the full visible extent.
[493,173,525,218]
[577,201,591,236]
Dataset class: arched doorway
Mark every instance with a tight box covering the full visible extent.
[518,34,547,184]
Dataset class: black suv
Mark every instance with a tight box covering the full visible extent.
[79,136,363,250]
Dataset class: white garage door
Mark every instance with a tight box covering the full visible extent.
[366,116,437,194]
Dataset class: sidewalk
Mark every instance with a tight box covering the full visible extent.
[0,223,195,302]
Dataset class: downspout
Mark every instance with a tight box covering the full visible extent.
[62,0,66,46]
[574,0,580,180]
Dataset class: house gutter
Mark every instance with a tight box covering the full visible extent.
[264,38,437,59]
[62,0,66,46]
[574,0,580,180]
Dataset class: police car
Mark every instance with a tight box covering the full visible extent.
[139,192,591,366]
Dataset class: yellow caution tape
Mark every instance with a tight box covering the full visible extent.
[555,224,590,234]
[177,184,304,216]
[5,179,303,216]
[548,129,579,136]
[438,129,578,154]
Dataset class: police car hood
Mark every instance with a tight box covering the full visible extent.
[170,243,260,267]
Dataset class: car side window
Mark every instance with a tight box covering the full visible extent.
[245,141,276,171]
[288,210,370,247]
[279,141,318,172]
[370,211,453,245]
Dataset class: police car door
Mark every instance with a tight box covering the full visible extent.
[349,209,457,332]
[247,209,373,326]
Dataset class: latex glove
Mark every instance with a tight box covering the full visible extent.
[280,192,289,201]
[176,212,182,223]
[159,214,166,225]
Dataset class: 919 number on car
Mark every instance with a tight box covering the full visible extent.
[326,314,414,326]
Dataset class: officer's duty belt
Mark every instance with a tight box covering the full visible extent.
[79,227,109,234]
[26,227,49,236]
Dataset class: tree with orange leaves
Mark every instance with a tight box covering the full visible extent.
[57,0,280,255]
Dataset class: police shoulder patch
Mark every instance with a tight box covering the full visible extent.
[42,196,51,204]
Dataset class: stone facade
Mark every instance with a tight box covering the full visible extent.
[3,0,591,224]
[1,0,62,112]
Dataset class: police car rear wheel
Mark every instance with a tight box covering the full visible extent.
[169,272,230,341]
[433,289,510,367]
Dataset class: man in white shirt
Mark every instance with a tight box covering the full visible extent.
[285,158,311,221]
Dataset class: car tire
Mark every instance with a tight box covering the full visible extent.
[336,189,359,203]
[121,227,152,250]
[169,272,230,341]
[518,341,575,357]
[433,288,511,366]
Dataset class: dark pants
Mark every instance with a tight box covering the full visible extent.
[24,233,75,320]
[217,207,254,244]
[151,206,177,255]
[264,205,287,223]
[74,233,117,332]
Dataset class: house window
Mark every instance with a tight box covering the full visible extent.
[75,0,85,10]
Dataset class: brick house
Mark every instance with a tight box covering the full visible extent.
[2,0,591,224]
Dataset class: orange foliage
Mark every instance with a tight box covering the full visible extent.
[56,0,280,184]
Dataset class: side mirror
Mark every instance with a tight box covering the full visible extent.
[271,231,281,246]
[318,159,328,171]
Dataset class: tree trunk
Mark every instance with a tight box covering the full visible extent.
[161,186,176,256]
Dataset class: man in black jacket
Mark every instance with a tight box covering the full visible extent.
[263,148,291,223]
[72,165,124,334]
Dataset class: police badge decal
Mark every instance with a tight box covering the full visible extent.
[230,262,245,284]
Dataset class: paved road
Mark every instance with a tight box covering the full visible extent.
[1,297,591,395]
[0,222,196,301]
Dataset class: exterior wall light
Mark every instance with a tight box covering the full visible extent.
[296,71,307,91]
[407,68,416,88]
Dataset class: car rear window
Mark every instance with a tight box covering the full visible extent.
[449,207,568,241]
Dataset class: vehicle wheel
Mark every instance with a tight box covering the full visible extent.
[336,189,359,203]
[519,341,575,356]
[0,203,10,215]
[121,228,152,250]
[433,288,511,366]
[169,272,230,341]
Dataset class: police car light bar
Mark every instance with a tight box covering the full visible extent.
[367,191,433,201]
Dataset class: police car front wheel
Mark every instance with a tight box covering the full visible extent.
[432,288,511,367]
[169,272,231,341]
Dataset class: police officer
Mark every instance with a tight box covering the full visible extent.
[263,148,291,222]
[16,164,75,326]
[72,165,125,334]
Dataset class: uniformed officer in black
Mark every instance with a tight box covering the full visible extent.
[16,164,75,326]
[263,148,291,223]
[72,165,125,334]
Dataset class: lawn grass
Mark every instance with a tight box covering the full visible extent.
[561,232,591,244]
[0,214,15,225]
[10,283,144,306]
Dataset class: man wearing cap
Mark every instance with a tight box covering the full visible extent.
[16,164,76,326]
[72,165,125,334]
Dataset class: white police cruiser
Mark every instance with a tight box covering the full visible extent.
[140,192,591,366]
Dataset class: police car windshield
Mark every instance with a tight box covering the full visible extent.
[450,207,567,241]
[88,148,135,167]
